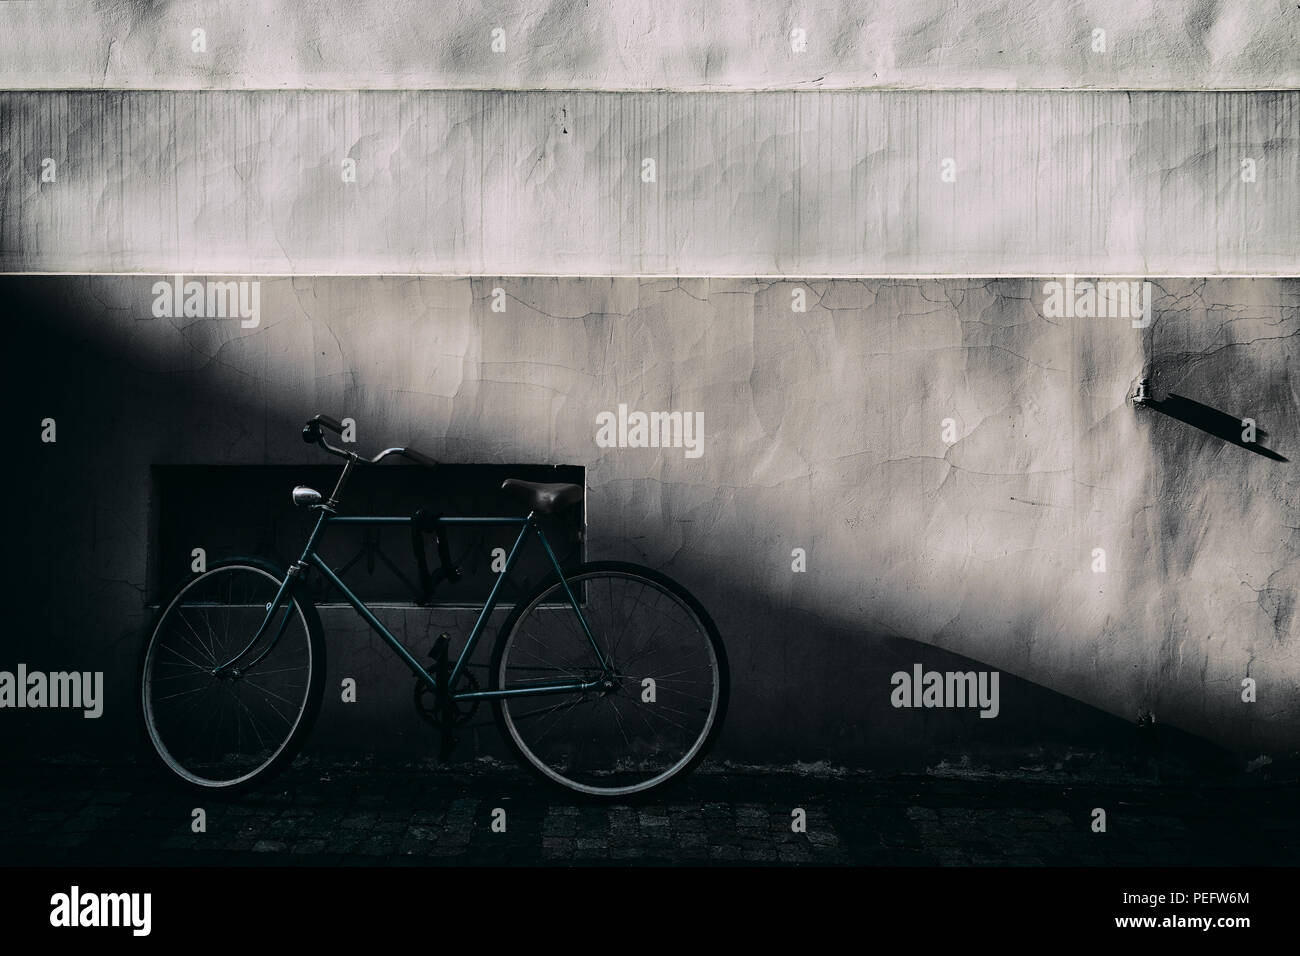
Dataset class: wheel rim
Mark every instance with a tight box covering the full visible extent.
[497,571,722,796]
[142,565,315,788]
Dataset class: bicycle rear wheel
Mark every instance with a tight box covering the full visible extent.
[490,561,728,799]
[139,558,325,793]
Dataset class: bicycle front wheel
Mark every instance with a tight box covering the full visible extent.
[139,558,325,792]
[490,561,728,799]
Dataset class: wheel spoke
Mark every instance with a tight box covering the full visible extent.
[142,564,317,790]
[498,568,723,797]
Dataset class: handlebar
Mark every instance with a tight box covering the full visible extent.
[302,414,438,467]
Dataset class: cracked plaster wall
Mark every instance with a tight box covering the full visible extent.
[1,0,1297,90]
[2,90,1297,274]
[2,1,1296,766]
[6,275,1297,763]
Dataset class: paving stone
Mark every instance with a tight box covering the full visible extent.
[1,761,1295,867]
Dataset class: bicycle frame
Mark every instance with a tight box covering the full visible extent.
[213,502,608,705]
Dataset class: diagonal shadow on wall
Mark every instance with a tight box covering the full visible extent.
[1144,393,1288,462]
[1,278,1289,776]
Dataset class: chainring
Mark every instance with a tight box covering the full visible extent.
[413,669,481,728]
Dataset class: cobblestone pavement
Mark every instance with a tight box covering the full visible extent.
[3,760,1297,866]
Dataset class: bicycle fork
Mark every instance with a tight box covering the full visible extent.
[212,563,304,678]
[214,472,348,679]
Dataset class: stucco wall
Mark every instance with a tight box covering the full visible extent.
[2,0,1296,90]
[7,275,1296,764]
[3,1,1296,769]
[2,90,1297,274]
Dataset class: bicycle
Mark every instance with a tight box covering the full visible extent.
[139,415,729,800]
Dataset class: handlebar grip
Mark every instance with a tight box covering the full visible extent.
[312,414,345,433]
[302,414,346,445]
[401,447,438,468]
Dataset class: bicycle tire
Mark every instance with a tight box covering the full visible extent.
[489,560,729,801]
[138,556,326,795]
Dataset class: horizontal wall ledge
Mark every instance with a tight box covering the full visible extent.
[1,0,1296,91]
[1,90,1296,275]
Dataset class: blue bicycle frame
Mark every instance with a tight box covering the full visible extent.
[212,506,610,704]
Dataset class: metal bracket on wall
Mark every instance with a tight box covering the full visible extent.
[1132,378,1152,407]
